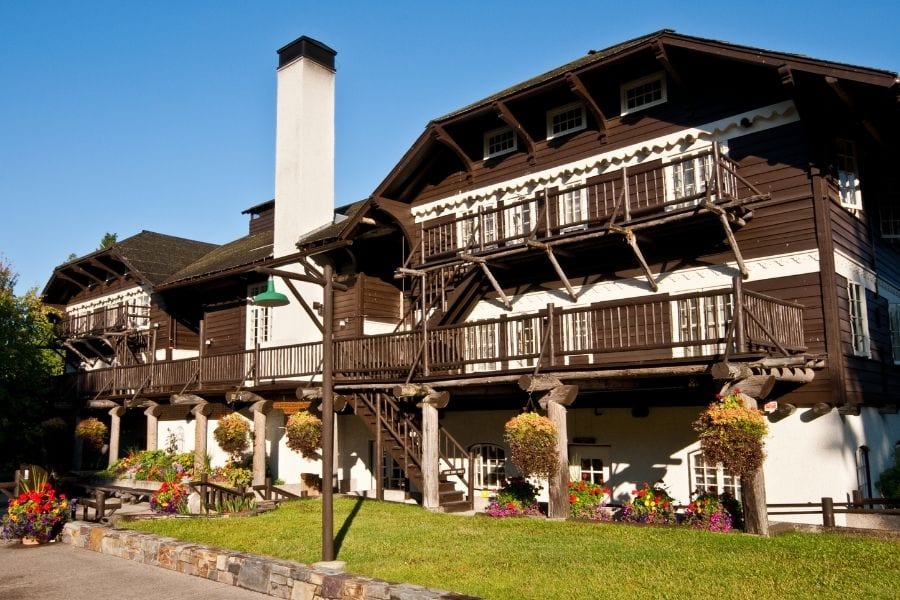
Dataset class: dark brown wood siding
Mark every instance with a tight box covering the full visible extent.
[203,304,245,354]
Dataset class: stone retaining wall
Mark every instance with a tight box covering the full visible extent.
[62,522,477,600]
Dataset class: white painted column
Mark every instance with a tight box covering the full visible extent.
[108,406,127,468]
[192,402,214,473]
[250,400,274,486]
[144,404,162,451]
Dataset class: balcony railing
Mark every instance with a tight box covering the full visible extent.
[73,280,805,398]
[420,145,749,263]
[59,302,150,338]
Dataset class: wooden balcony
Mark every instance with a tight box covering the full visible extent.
[73,279,805,399]
[58,302,150,339]
[419,145,757,265]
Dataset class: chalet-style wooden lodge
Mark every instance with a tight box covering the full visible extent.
[45,31,900,522]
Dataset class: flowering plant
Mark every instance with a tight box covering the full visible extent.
[1,480,71,542]
[485,477,542,517]
[693,390,767,478]
[568,479,612,521]
[214,413,250,461]
[503,412,558,479]
[106,449,195,482]
[75,417,108,450]
[683,492,732,533]
[150,481,189,514]
[285,411,322,459]
[620,482,675,524]
[210,463,252,489]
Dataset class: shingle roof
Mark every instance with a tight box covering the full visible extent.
[295,200,369,248]
[161,229,273,286]
[114,231,218,285]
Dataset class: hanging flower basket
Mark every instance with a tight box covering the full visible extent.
[503,412,558,479]
[214,413,250,459]
[285,411,322,459]
[692,390,768,478]
[75,417,108,450]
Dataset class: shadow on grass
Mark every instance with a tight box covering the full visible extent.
[334,495,366,557]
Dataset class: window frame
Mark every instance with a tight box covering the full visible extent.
[672,292,733,358]
[483,126,517,160]
[546,102,586,140]
[247,282,273,346]
[835,138,863,212]
[847,281,870,358]
[470,443,507,490]
[689,450,741,498]
[620,72,667,115]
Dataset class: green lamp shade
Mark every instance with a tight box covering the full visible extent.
[253,277,289,308]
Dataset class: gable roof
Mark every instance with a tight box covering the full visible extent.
[43,230,217,304]
[374,29,898,201]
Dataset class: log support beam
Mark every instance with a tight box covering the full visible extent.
[430,124,473,178]
[420,396,441,511]
[250,400,274,486]
[144,403,162,451]
[191,402,215,474]
[565,72,607,135]
[609,225,658,291]
[526,240,578,301]
[704,201,748,279]
[536,385,578,520]
[171,393,207,405]
[460,254,512,310]
[494,101,535,162]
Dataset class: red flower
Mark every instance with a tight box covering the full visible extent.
[569,494,577,504]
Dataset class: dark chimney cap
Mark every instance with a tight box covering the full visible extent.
[277,36,336,71]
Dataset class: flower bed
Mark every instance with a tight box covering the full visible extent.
[1,481,71,543]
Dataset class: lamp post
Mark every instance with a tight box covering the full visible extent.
[252,264,338,561]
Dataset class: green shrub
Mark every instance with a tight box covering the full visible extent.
[876,449,900,498]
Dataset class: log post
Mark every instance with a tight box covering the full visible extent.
[107,406,126,468]
[191,402,214,474]
[144,404,162,451]
[822,497,835,527]
[737,393,769,536]
[250,400,273,486]
[420,396,441,511]
[539,385,578,519]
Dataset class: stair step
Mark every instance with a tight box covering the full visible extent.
[438,500,473,513]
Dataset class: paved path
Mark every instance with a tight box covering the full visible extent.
[0,540,271,600]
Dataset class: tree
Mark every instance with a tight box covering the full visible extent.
[98,232,117,250]
[0,260,63,477]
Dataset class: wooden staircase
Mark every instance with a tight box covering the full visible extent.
[350,393,473,512]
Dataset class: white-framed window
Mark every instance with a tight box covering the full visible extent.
[621,72,667,115]
[690,451,741,497]
[557,185,587,232]
[562,310,593,353]
[504,199,535,244]
[547,103,586,139]
[848,281,870,357]
[569,444,611,485]
[890,304,900,364]
[666,151,714,210]
[465,322,499,372]
[836,138,862,211]
[484,127,517,159]
[457,208,498,251]
[673,293,733,358]
[248,282,272,346]
[507,316,540,368]
[470,443,506,490]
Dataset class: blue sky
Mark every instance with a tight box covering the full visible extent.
[2,0,898,295]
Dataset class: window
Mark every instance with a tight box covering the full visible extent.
[690,451,741,497]
[836,139,862,211]
[465,322,499,372]
[248,283,272,345]
[880,199,900,238]
[507,316,539,368]
[458,209,497,251]
[504,199,535,244]
[471,444,506,490]
[673,293,733,358]
[621,73,667,115]
[579,457,605,485]
[666,152,714,210]
[557,185,587,231]
[484,127,517,159]
[848,282,870,357]
[547,103,586,139]
[890,304,900,364]
[562,310,593,353]
[856,445,872,499]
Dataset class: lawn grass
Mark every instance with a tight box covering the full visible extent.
[123,497,900,600]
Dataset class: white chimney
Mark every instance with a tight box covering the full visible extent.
[273,36,336,258]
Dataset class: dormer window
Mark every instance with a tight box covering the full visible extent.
[484,127,517,159]
[547,103,586,139]
[621,73,667,115]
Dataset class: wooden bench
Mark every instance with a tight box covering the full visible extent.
[79,489,122,522]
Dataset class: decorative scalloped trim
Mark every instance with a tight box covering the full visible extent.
[413,101,798,221]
